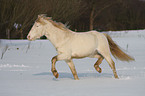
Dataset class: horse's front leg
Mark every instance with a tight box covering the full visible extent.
[51,56,59,78]
[65,59,79,80]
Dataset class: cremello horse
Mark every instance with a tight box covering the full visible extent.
[27,14,134,80]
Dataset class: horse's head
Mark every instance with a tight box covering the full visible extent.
[27,14,51,41]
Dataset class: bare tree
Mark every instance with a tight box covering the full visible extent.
[0,0,50,39]
[1,0,145,38]
[86,0,119,30]
[50,0,84,25]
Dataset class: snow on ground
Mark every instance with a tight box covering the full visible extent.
[0,30,145,96]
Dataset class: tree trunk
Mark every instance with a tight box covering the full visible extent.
[6,28,10,39]
[20,29,23,39]
[90,6,95,30]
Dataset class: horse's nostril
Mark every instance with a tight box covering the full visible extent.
[27,35,30,39]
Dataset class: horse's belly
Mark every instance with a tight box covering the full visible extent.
[71,49,96,58]
[71,35,97,58]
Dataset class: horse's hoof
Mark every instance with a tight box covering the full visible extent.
[54,72,59,78]
[52,69,59,78]
[74,76,79,80]
[98,68,102,73]
[95,66,102,73]
[74,78,79,80]
[114,75,119,79]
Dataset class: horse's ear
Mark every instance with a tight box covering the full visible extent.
[38,14,47,18]
[45,17,52,20]
[36,14,47,25]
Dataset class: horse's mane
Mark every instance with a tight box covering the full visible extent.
[37,14,70,32]
[48,19,70,32]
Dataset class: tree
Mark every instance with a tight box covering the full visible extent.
[84,0,119,30]
[50,0,84,28]
[0,0,84,39]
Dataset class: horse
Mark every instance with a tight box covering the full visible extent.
[27,14,135,80]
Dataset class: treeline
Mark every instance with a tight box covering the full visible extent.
[0,0,145,39]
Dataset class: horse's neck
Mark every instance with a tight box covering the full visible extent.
[45,25,71,48]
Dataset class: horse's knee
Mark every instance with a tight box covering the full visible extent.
[51,56,57,63]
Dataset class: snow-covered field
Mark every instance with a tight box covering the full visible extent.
[0,30,145,96]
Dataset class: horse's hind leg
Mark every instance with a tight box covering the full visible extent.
[98,51,119,78]
[96,33,119,78]
[51,56,59,78]
[94,56,104,73]
[104,55,119,78]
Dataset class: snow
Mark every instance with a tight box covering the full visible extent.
[0,30,145,96]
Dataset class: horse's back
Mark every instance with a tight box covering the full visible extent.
[71,31,99,46]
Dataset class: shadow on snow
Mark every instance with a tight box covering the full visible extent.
[33,72,113,79]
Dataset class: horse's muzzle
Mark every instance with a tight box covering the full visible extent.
[27,35,32,41]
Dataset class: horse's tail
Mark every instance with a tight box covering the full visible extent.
[103,33,135,62]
